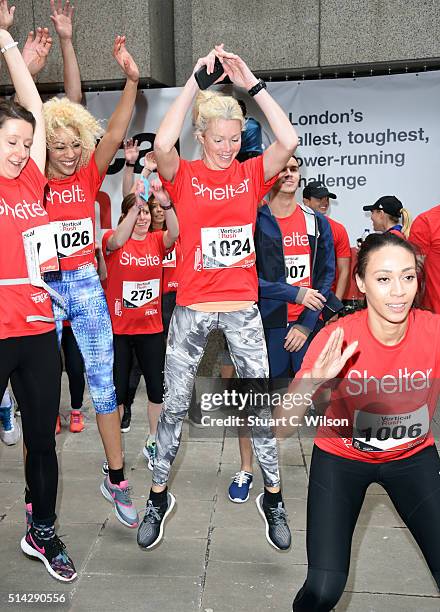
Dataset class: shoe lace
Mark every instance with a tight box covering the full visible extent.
[72,412,82,424]
[233,471,251,486]
[143,500,162,524]
[117,483,133,504]
[266,502,288,526]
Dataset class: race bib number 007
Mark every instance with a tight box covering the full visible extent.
[51,218,93,259]
[122,279,160,309]
[201,224,255,269]
[285,254,310,286]
[352,404,429,452]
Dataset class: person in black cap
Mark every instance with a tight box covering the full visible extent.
[363,195,412,239]
[303,181,351,302]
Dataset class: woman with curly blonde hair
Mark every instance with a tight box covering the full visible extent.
[43,36,140,529]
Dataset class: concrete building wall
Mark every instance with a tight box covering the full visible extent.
[0,1,438,88]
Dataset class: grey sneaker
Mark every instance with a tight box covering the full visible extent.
[255,492,291,550]
[137,492,176,549]
[100,477,138,528]
[0,397,21,446]
[142,439,156,471]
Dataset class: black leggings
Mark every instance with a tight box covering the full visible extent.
[293,444,440,611]
[61,325,85,410]
[113,333,165,405]
[0,331,61,525]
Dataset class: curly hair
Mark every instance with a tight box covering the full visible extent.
[43,96,104,170]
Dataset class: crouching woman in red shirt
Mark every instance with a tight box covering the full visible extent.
[102,179,178,468]
[289,232,440,610]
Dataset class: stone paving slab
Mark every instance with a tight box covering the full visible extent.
[1,375,439,611]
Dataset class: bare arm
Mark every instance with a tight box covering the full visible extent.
[50,0,81,103]
[94,36,139,177]
[154,48,227,182]
[149,178,179,248]
[122,138,139,197]
[0,28,46,171]
[106,180,144,251]
[216,45,298,181]
[334,257,350,300]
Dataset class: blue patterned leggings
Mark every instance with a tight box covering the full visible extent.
[45,265,117,414]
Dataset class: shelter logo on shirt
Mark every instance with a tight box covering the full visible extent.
[0,198,46,220]
[46,184,86,205]
[346,367,433,396]
[191,176,250,201]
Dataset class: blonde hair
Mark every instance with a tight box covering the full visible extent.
[43,96,104,170]
[400,208,412,238]
[193,90,244,138]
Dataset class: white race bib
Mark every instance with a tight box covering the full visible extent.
[284,254,310,286]
[51,218,94,259]
[122,279,160,309]
[352,404,429,452]
[22,224,59,285]
[162,248,176,268]
[201,224,255,269]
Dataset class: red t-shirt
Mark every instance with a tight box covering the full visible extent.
[410,205,440,314]
[162,238,182,294]
[45,154,105,271]
[297,308,440,462]
[276,207,311,322]
[0,159,55,339]
[102,229,166,335]
[160,156,277,305]
[327,216,351,294]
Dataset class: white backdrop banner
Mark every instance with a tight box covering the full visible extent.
[86,71,440,244]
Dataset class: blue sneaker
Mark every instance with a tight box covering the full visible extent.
[228,471,253,503]
[0,397,20,446]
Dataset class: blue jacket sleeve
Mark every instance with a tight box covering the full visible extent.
[295,214,336,334]
[258,277,301,303]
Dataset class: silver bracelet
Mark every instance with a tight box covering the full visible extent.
[161,202,172,210]
[1,41,18,54]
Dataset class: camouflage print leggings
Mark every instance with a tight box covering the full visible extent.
[153,304,281,488]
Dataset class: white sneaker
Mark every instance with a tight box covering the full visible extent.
[0,398,21,445]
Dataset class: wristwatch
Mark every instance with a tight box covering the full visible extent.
[248,78,267,97]
[161,202,172,210]
[125,162,135,167]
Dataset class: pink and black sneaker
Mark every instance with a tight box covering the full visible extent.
[20,525,77,582]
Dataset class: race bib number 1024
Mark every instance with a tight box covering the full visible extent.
[201,224,255,269]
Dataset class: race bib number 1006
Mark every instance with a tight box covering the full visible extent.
[352,404,429,452]
[201,224,255,269]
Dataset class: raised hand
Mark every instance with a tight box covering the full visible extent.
[143,151,157,173]
[50,0,74,40]
[123,138,139,164]
[192,44,227,85]
[22,28,53,77]
[301,288,326,311]
[310,327,358,381]
[214,44,257,90]
[113,35,139,83]
[0,0,15,31]
[149,177,171,207]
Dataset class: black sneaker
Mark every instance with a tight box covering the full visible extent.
[20,527,77,582]
[137,492,176,549]
[120,406,131,433]
[255,492,291,550]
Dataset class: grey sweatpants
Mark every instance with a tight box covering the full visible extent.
[153,304,281,488]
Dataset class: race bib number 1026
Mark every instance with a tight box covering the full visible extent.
[51,218,94,259]
[201,224,255,269]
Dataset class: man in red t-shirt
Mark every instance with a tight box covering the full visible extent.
[303,181,351,301]
[410,204,440,313]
